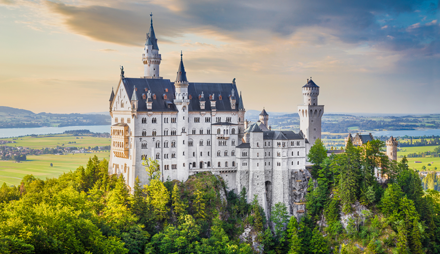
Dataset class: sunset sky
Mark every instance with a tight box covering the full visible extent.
[0,0,438,114]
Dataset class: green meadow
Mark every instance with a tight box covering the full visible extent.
[0,152,110,186]
[405,157,440,171]
[0,134,111,149]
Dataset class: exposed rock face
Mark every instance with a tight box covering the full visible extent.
[340,201,369,229]
[290,169,312,219]
[239,226,262,253]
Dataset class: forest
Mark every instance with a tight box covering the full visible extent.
[1,139,440,253]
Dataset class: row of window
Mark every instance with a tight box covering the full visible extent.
[241,161,300,167]
[114,117,130,124]
[141,117,177,124]
[140,128,238,137]
[240,151,301,157]
[143,149,235,159]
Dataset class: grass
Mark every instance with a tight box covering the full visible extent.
[0,152,110,186]
[0,134,111,149]
[404,157,440,171]
[398,145,439,156]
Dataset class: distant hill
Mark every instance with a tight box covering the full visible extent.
[0,106,34,116]
[0,106,111,128]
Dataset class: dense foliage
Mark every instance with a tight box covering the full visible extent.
[1,138,440,253]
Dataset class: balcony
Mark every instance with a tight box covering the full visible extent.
[111,124,129,158]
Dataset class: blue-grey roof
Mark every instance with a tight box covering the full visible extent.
[146,17,159,50]
[238,91,244,110]
[260,109,268,116]
[263,131,304,140]
[120,78,240,112]
[358,134,374,144]
[303,79,319,88]
[176,53,187,82]
[236,143,250,148]
[109,88,114,101]
[247,123,263,132]
[212,122,238,126]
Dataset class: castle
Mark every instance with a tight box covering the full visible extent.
[108,16,324,216]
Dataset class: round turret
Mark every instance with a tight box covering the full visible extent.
[302,78,319,105]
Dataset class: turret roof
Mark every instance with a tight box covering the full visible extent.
[109,88,114,101]
[259,108,268,116]
[131,86,138,101]
[176,52,188,82]
[238,91,245,110]
[146,14,159,50]
[303,79,319,88]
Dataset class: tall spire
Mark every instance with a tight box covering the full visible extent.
[146,12,159,50]
[238,91,245,110]
[176,51,188,82]
[109,87,115,101]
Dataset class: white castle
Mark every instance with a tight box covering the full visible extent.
[108,16,324,216]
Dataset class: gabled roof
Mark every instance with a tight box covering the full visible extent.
[259,109,268,116]
[247,123,263,132]
[303,79,319,88]
[176,52,187,82]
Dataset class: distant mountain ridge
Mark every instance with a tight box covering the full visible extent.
[0,106,111,128]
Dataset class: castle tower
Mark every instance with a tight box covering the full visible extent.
[142,13,162,79]
[298,78,324,148]
[174,52,190,181]
[386,136,398,161]
[259,109,269,129]
[238,91,246,142]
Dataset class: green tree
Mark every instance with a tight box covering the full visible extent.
[142,157,160,181]
[309,227,328,253]
[308,139,327,178]
[410,219,423,254]
[145,179,170,222]
[287,216,302,254]
[193,189,207,220]
[171,183,187,220]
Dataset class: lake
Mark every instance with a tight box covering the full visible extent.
[371,129,440,137]
[0,125,111,138]
[1,125,440,139]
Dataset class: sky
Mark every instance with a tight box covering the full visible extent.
[0,0,439,114]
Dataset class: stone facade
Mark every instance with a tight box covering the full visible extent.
[108,16,324,217]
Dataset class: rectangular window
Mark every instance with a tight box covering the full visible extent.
[172,164,177,169]
[205,117,211,123]
[194,117,200,123]
[216,117,221,122]
[164,118,168,123]
[171,118,177,123]
[226,117,231,123]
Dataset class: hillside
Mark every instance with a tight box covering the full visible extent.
[0,106,111,128]
[1,140,440,253]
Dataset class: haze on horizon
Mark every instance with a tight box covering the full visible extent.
[0,0,438,115]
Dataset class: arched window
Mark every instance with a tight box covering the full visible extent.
[164,129,169,136]
[217,151,221,157]
[156,141,160,148]
[200,129,203,135]
[156,153,160,159]
[141,143,147,149]
[199,140,203,146]
[192,129,196,134]
[142,130,146,136]
[207,140,211,146]
[232,161,235,167]
[171,141,176,147]
[164,141,169,148]
[152,117,157,123]
[142,118,146,124]
[152,130,156,136]
[231,150,235,156]
[207,161,211,167]
[225,161,228,167]
[182,127,186,133]
[188,139,193,146]
[217,128,221,134]
[224,150,228,156]
[218,162,221,167]
[231,128,235,134]
[193,162,196,168]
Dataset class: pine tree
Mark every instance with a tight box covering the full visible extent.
[310,227,328,253]
[396,222,409,254]
[145,179,170,221]
[410,219,423,254]
[287,216,302,254]
[308,139,327,178]
[172,183,187,220]
[193,189,207,220]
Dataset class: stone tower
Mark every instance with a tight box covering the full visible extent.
[238,91,246,142]
[174,52,190,181]
[142,13,162,79]
[298,78,324,148]
[386,136,398,161]
[259,109,269,129]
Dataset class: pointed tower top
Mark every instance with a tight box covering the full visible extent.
[259,108,269,116]
[176,51,188,82]
[131,86,138,101]
[146,13,159,50]
[238,91,245,110]
[109,87,115,101]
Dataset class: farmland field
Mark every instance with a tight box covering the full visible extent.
[405,157,440,171]
[0,134,111,149]
[0,152,110,186]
